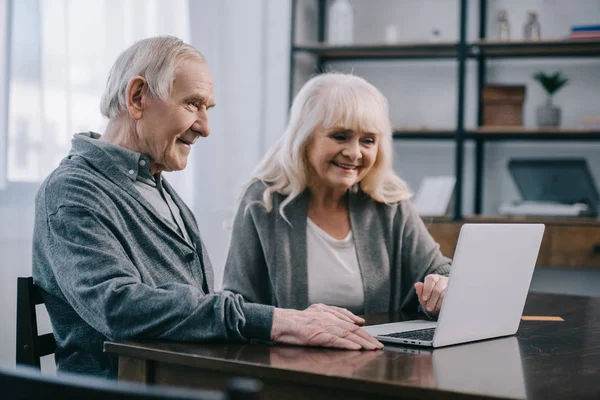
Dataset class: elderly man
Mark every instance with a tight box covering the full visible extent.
[32,36,382,378]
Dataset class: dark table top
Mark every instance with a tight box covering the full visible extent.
[105,292,600,400]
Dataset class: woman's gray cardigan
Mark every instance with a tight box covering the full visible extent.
[222,180,452,314]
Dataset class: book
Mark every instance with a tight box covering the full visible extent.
[570,24,600,32]
[570,32,600,38]
[413,176,456,216]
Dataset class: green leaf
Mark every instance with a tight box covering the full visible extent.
[532,70,569,96]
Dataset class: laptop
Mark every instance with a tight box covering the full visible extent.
[363,223,545,348]
[501,158,600,217]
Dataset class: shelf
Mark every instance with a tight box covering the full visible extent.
[392,128,600,141]
[392,129,456,140]
[293,42,459,60]
[472,39,600,58]
[469,128,600,141]
[426,215,600,226]
[292,40,600,61]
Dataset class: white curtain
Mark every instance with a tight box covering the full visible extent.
[0,0,8,189]
[5,0,190,185]
[188,0,291,287]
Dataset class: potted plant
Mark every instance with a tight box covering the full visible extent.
[533,71,568,127]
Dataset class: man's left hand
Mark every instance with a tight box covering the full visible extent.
[414,274,449,315]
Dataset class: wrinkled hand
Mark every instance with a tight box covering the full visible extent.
[271,308,383,350]
[414,274,449,315]
[305,303,365,326]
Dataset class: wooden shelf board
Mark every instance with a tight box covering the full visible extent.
[472,39,600,57]
[293,42,459,59]
[425,215,600,226]
[469,128,600,140]
[393,129,456,140]
[476,126,597,132]
[390,128,600,141]
[293,40,600,59]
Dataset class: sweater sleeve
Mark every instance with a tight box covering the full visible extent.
[396,200,452,310]
[222,184,274,305]
[45,205,274,342]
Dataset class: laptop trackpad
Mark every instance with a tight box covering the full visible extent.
[363,320,437,336]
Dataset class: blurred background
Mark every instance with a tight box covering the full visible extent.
[1,0,599,370]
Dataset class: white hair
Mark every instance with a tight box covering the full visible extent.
[100,36,205,119]
[248,72,412,223]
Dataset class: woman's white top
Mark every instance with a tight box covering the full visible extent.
[306,218,365,314]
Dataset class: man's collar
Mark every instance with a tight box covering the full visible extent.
[73,132,155,184]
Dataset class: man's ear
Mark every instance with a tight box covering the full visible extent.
[126,76,147,120]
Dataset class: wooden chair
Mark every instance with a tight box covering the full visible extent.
[16,277,56,368]
[0,365,262,400]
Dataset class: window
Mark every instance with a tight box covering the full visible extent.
[1,0,190,186]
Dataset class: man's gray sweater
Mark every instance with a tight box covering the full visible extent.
[32,135,273,378]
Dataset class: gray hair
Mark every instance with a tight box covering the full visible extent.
[248,72,412,223]
[100,36,205,119]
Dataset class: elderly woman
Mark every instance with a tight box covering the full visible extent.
[222,73,451,317]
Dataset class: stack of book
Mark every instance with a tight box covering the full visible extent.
[570,24,600,39]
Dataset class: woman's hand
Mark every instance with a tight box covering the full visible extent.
[414,274,449,315]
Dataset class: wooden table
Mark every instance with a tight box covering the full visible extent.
[105,293,600,400]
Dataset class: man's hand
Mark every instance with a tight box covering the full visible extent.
[414,274,449,315]
[305,303,365,326]
[271,308,383,350]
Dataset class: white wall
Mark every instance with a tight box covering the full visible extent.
[188,0,291,288]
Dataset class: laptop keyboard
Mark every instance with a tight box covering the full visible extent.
[380,328,436,342]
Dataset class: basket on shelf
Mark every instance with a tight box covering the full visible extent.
[483,85,526,127]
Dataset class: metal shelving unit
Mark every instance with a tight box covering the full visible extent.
[472,0,600,214]
[289,0,600,220]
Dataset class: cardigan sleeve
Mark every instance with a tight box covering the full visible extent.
[396,200,452,310]
[42,204,274,342]
[222,183,274,305]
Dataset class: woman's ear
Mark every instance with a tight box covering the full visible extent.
[126,76,147,120]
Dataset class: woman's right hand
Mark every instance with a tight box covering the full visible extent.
[414,273,448,315]
[270,308,383,350]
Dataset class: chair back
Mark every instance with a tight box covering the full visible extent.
[1,365,261,400]
[16,277,57,368]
